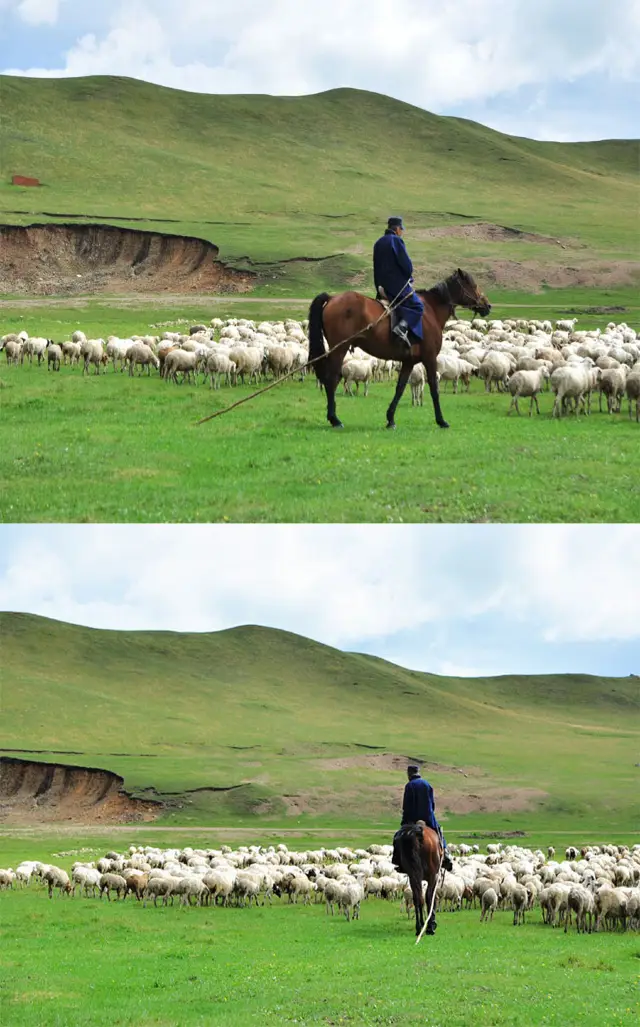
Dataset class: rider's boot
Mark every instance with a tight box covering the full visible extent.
[392,320,413,352]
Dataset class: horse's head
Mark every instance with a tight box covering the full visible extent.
[449,268,491,316]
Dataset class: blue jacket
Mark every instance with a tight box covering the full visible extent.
[373,230,415,302]
[402,775,437,829]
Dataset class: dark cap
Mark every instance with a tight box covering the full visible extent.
[387,216,404,229]
[407,764,420,776]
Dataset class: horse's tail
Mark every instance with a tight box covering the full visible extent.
[308,292,331,382]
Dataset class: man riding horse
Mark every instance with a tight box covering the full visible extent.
[373,216,425,351]
[392,765,453,933]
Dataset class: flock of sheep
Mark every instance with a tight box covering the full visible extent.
[2,839,638,933]
[1,315,639,420]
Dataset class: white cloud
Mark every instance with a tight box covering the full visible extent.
[16,0,59,26]
[0,527,638,659]
[510,525,640,644]
[3,0,638,138]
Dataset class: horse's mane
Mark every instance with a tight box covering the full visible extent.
[416,280,450,304]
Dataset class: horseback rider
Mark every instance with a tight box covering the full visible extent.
[373,216,425,351]
[393,765,453,873]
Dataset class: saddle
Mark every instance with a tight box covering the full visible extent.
[376,286,402,333]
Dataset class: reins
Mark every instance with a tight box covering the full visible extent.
[195,280,413,425]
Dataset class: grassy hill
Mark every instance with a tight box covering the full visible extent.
[1,612,638,833]
[1,75,638,298]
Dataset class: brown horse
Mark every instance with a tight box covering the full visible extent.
[394,823,443,937]
[308,269,491,429]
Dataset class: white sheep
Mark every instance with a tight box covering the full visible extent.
[625,370,640,421]
[99,873,128,900]
[4,339,22,364]
[506,367,550,416]
[126,342,160,377]
[228,346,262,386]
[81,339,106,376]
[164,348,198,385]
[47,343,62,372]
[342,358,374,397]
[203,351,236,390]
[598,366,628,413]
[43,867,71,898]
[409,363,425,405]
[480,887,498,922]
[479,351,513,392]
[61,341,81,366]
[551,366,591,417]
[337,879,364,921]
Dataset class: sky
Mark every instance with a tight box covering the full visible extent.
[1,0,639,141]
[0,524,638,678]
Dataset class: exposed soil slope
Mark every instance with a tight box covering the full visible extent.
[0,756,161,824]
[0,223,255,295]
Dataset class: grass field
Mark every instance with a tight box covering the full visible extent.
[1,76,638,298]
[1,352,638,523]
[2,614,639,836]
[1,877,638,1027]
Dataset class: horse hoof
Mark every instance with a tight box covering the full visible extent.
[386,422,396,431]
[438,420,450,429]
[331,421,344,429]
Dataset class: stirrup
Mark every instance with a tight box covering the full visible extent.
[392,323,412,348]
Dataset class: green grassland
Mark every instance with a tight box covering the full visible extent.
[1,356,638,523]
[1,614,639,836]
[1,883,638,1027]
[1,76,638,299]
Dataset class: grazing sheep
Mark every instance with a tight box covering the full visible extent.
[72,867,102,898]
[22,337,49,365]
[566,886,595,934]
[0,869,16,889]
[479,351,513,392]
[595,887,628,932]
[337,879,364,921]
[511,883,528,925]
[204,351,237,389]
[4,339,22,365]
[61,341,81,366]
[81,339,106,376]
[551,366,591,417]
[126,342,160,377]
[480,887,498,922]
[409,363,425,405]
[506,367,550,416]
[164,348,197,385]
[143,876,176,907]
[203,869,235,906]
[598,367,628,413]
[43,867,71,898]
[99,873,128,901]
[341,358,374,397]
[233,871,262,907]
[173,877,209,907]
[47,343,62,372]
[228,346,262,386]
[625,371,640,421]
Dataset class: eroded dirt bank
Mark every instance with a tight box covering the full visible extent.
[0,757,162,825]
[0,223,255,296]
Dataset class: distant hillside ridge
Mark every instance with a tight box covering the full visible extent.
[1,76,637,296]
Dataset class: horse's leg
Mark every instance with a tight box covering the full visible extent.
[323,354,344,428]
[411,876,424,937]
[422,350,449,429]
[385,363,412,430]
[424,873,438,935]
